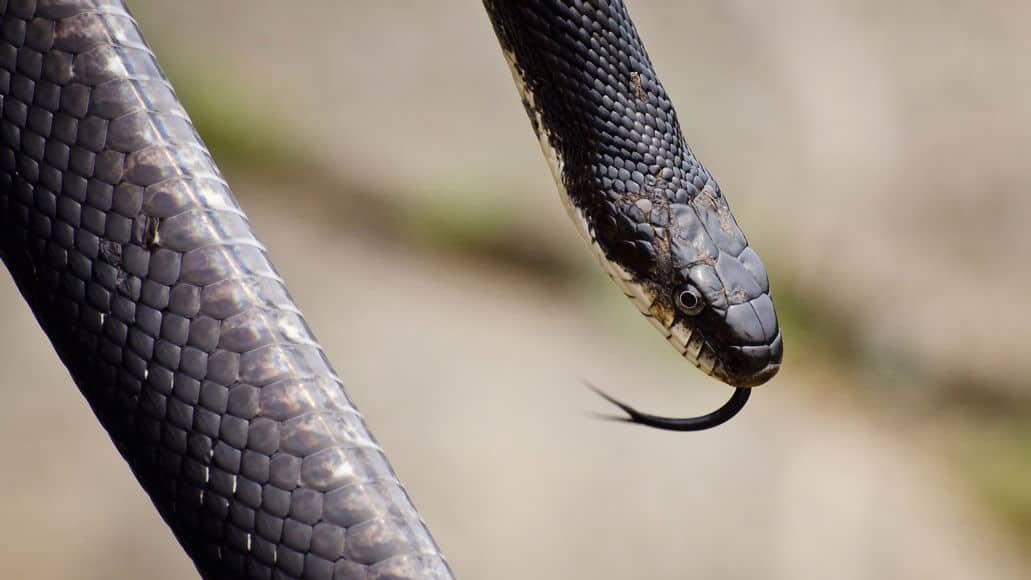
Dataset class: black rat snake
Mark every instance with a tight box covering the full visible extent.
[0,1,781,578]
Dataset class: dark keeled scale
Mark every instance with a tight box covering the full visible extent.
[0,1,453,579]
[483,0,740,276]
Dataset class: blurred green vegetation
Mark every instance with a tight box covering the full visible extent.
[166,62,1031,549]
[164,62,587,286]
[165,64,304,175]
[954,420,1031,545]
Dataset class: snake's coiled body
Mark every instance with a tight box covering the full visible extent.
[0,1,779,578]
[0,2,449,578]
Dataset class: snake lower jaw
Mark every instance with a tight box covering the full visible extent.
[714,361,781,388]
[711,333,784,388]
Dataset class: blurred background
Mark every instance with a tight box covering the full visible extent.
[2,1,1030,578]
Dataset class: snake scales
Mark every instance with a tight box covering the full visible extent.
[0,1,779,578]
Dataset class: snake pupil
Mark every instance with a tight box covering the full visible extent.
[680,291,698,308]
[677,287,704,314]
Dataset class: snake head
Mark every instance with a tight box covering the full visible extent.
[663,182,782,387]
[593,179,782,388]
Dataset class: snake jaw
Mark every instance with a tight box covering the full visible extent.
[592,260,735,384]
[714,356,782,388]
[562,173,781,388]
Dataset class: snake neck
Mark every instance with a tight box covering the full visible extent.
[484,0,711,285]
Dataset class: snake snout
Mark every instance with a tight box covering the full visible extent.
[712,294,783,387]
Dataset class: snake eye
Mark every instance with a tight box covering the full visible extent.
[675,285,705,316]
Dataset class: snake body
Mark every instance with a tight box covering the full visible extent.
[0,1,779,578]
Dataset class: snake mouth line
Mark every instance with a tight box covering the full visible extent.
[579,209,739,384]
[713,330,784,387]
[598,249,783,389]
[715,360,781,388]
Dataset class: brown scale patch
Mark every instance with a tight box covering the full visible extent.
[649,302,676,329]
[143,216,161,250]
[629,71,646,101]
[695,181,735,236]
